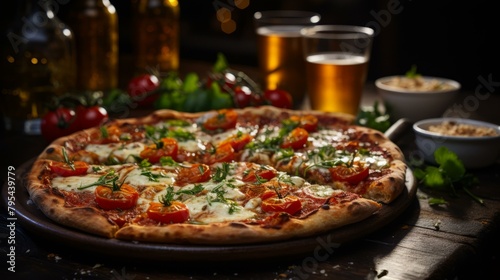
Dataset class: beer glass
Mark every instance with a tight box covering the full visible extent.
[254,11,321,108]
[301,25,374,115]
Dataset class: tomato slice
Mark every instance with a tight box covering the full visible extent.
[203,109,238,131]
[94,184,139,210]
[220,133,253,152]
[281,127,309,150]
[329,164,369,184]
[290,115,318,132]
[140,137,179,163]
[147,201,190,224]
[176,163,211,185]
[206,142,235,164]
[261,195,302,215]
[242,168,277,183]
[50,161,89,177]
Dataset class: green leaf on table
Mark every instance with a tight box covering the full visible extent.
[413,146,482,205]
[434,147,465,181]
[428,197,448,206]
[422,166,450,189]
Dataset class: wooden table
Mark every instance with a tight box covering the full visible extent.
[2,61,500,280]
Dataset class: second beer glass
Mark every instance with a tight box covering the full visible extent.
[254,10,320,108]
[301,25,374,115]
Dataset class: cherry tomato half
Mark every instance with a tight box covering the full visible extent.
[220,133,253,152]
[329,164,369,184]
[147,201,190,224]
[140,137,179,163]
[261,195,302,215]
[41,107,79,142]
[206,142,235,164]
[289,115,319,132]
[127,74,161,107]
[95,184,139,210]
[281,127,309,150]
[176,163,211,185]
[203,109,238,131]
[242,168,277,183]
[49,161,90,177]
[263,89,293,109]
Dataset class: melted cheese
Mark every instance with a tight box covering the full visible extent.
[85,142,145,162]
[124,167,176,186]
[184,196,255,223]
[51,174,103,192]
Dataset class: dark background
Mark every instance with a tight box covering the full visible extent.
[1,0,498,93]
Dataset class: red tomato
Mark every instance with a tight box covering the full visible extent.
[140,138,179,163]
[127,74,161,107]
[233,86,253,108]
[206,142,235,164]
[176,163,211,185]
[263,89,293,109]
[329,164,369,184]
[94,184,139,210]
[261,195,302,215]
[49,161,90,177]
[220,133,253,152]
[242,168,277,183]
[289,115,319,132]
[203,109,238,131]
[41,107,79,142]
[75,105,108,130]
[281,127,309,150]
[147,201,190,224]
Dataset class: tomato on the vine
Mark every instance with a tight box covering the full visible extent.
[75,105,108,130]
[233,86,253,108]
[263,89,293,109]
[127,74,161,107]
[41,107,79,142]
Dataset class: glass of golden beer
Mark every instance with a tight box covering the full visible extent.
[301,25,374,115]
[254,11,321,108]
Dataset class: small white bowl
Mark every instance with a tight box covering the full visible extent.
[413,118,500,169]
[375,76,460,122]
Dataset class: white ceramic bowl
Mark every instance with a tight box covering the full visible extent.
[413,118,500,169]
[375,76,460,122]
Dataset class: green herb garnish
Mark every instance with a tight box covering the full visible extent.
[413,147,482,205]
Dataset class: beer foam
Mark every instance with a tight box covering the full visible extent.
[306,53,368,65]
[256,26,303,37]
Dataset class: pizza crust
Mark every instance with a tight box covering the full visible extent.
[26,160,118,238]
[115,197,381,245]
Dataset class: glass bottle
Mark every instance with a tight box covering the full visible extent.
[133,0,180,74]
[66,0,118,92]
[0,0,76,132]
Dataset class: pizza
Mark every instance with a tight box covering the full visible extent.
[25,106,407,245]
